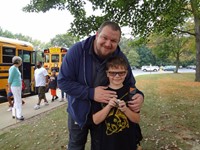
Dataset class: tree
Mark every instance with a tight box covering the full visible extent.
[148,34,195,73]
[127,50,140,67]
[0,27,48,50]
[119,37,140,66]
[50,33,80,48]
[136,45,157,67]
[23,0,200,81]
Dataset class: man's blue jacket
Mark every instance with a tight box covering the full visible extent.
[57,35,141,128]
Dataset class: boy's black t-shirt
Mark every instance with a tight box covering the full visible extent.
[92,86,138,150]
[49,75,57,89]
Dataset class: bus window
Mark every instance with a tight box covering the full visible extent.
[24,54,30,62]
[3,47,15,63]
[45,54,50,63]
[19,51,31,63]
[52,54,59,62]
[32,51,36,64]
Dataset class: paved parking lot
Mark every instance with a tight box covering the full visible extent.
[132,68,195,76]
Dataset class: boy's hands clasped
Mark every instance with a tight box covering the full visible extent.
[107,97,128,113]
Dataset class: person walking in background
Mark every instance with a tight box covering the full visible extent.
[58,21,144,150]
[49,70,58,102]
[92,56,141,150]
[59,90,66,102]
[8,56,24,120]
[32,61,49,110]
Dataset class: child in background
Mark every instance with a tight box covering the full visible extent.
[49,70,58,102]
[7,86,25,112]
[7,90,13,111]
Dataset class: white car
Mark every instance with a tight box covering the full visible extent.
[186,65,196,70]
[141,66,159,72]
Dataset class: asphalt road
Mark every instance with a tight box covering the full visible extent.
[132,68,195,76]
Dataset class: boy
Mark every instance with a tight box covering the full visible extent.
[49,70,58,101]
[7,90,13,111]
[92,56,142,150]
[7,87,25,112]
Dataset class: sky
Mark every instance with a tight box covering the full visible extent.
[0,0,132,43]
[0,0,74,42]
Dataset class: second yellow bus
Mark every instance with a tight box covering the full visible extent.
[43,47,67,74]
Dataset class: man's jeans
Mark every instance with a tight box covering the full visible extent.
[67,114,100,150]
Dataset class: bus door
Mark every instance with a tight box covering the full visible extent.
[19,50,31,95]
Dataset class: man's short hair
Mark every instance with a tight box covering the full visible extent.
[98,21,122,36]
[37,61,43,65]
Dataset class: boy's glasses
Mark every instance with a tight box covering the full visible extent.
[108,71,127,77]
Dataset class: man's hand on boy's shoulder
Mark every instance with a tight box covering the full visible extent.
[94,86,117,104]
[128,93,144,112]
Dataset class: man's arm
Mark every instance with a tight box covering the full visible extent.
[94,86,117,103]
[57,43,94,100]
[128,94,144,112]
[120,53,144,112]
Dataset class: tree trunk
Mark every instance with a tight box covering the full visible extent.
[191,0,200,81]
[194,16,200,81]
[175,53,179,73]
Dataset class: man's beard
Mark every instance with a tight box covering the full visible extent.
[95,46,112,59]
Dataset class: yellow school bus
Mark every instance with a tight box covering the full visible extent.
[0,36,40,101]
[43,47,67,74]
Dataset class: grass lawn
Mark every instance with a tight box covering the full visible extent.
[0,73,200,150]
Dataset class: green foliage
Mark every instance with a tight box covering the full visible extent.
[119,37,140,67]
[127,50,139,67]
[21,0,200,81]
[148,34,195,71]
[136,45,157,67]
[50,33,80,48]
[119,37,133,55]
[22,0,193,37]
[23,0,66,13]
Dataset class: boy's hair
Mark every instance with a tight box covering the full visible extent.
[106,56,128,70]
[98,21,122,36]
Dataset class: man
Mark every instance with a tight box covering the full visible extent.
[33,61,49,110]
[58,21,144,150]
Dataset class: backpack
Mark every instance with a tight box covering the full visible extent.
[22,80,26,90]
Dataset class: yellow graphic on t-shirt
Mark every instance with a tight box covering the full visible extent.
[105,108,129,135]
